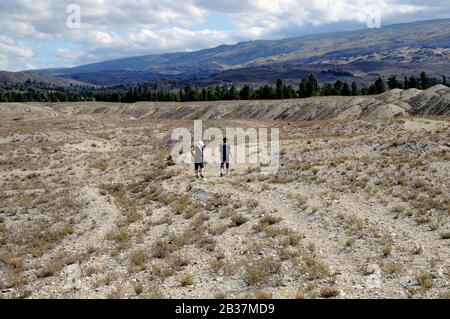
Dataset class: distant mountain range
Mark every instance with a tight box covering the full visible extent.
[17,18,450,88]
[0,70,86,88]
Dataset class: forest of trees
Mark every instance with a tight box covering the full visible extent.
[0,72,448,103]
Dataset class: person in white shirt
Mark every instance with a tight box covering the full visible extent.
[220,137,232,177]
[191,140,205,179]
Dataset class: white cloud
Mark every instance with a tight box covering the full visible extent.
[56,48,82,61]
[0,36,34,71]
[0,0,447,70]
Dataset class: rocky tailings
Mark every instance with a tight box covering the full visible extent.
[407,85,450,116]
[0,85,449,121]
[0,112,449,299]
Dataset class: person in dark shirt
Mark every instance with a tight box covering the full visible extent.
[219,137,232,177]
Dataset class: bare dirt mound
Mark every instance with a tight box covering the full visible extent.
[408,85,450,115]
[0,103,57,119]
[1,85,449,121]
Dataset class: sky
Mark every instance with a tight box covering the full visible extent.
[0,0,449,71]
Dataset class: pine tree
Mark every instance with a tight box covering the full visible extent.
[387,76,400,90]
[351,82,359,96]
[322,83,334,96]
[298,79,308,98]
[240,85,251,100]
[420,71,429,90]
[264,85,275,99]
[408,76,417,89]
[374,77,386,94]
[333,80,344,96]
[284,85,296,99]
[214,86,221,100]
[276,79,285,99]
[306,74,320,97]
[360,86,369,95]
[201,88,207,101]
[341,82,351,96]
[207,87,217,101]
[228,85,239,100]
[0,92,7,102]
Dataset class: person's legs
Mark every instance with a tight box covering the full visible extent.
[220,163,224,177]
[194,164,199,178]
[226,163,230,175]
[200,163,204,178]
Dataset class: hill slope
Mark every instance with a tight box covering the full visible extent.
[0,70,87,88]
[32,19,450,86]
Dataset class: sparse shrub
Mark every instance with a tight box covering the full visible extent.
[218,207,233,219]
[296,195,308,210]
[269,175,295,184]
[391,204,405,214]
[301,255,329,279]
[36,259,64,278]
[208,224,228,236]
[90,160,108,171]
[255,290,273,299]
[210,194,229,208]
[428,220,440,231]
[209,255,237,276]
[29,223,74,257]
[319,286,340,298]
[152,215,173,226]
[183,203,203,219]
[278,247,300,261]
[440,232,450,239]
[295,287,305,299]
[150,262,174,282]
[438,290,450,299]
[133,282,144,295]
[345,237,356,247]
[152,239,171,259]
[177,274,194,287]
[125,211,143,224]
[244,263,269,286]
[282,230,302,247]
[168,253,190,271]
[106,229,131,250]
[244,258,281,286]
[382,246,392,257]
[85,264,102,276]
[0,254,25,271]
[146,284,164,299]
[264,226,284,238]
[130,249,148,268]
[247,199,259,209]
[215,292,227,299]
[106,287,123,299]
[383,261,403,276]
[416,271,433,289]
[230,213,249,227]
[260,215,282,226]
[343,214,365,234]
[8,272,26,288]
[197,236,216,252]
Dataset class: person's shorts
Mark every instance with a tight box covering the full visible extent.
[221,162,229,169]
[195,163,204,170]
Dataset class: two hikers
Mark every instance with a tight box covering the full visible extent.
[191,138,232,178]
